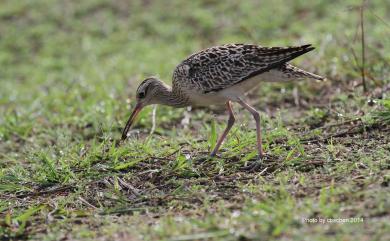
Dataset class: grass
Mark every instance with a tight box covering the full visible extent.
[1,0,390,240]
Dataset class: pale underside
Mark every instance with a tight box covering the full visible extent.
[183,69,300,106]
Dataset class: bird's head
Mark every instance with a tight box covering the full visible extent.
[121,77,167,140]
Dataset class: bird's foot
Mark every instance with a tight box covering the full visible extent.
[210,149,218,158]
[240,152,268,171]
[209,154,221,160]
[259,149,265,160]
[242,160,263,171]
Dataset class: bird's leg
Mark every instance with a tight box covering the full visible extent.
[210,101,235,157]
[237,98,265,160]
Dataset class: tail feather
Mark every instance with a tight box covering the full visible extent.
[281,64,325,81]
[241,44,317,82]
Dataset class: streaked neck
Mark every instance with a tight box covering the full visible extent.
[154,82,189,108]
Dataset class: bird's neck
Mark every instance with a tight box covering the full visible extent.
[154,82,190,108]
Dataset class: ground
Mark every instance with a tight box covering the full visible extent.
[0,0,390,240]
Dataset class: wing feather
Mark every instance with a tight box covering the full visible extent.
[173,44,315,93]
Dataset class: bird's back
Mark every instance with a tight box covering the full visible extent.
[172,44,322,94]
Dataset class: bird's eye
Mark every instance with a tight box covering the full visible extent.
[138,92,145,99]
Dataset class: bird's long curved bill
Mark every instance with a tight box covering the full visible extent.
[121,102,143,140]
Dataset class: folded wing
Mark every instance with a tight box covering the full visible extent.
[174,44,315,93]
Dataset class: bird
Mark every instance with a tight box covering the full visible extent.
[121,44,324,160]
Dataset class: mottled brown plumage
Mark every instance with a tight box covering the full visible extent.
[121,43,324,160]
[174,44,322,94]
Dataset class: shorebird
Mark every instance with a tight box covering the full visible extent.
[121,44,324,159]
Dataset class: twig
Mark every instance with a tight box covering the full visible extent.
[360,0,367,92]
[15,185,75,198]
[178,139,207,146]
[78,197,97,209]
[301,127,361,144]
[117,177,141,197]
[258,167,268,175]
[150,104,157,136]
[368,8,390,31]
[300,124,389,144]
[296,118,363,136]
[98,207,149,215]
[170,230,230,241]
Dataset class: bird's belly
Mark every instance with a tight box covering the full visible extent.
[218,75,264,100]
[184,70,288,106]
[218,70,290,98]
[185,90,229,106]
